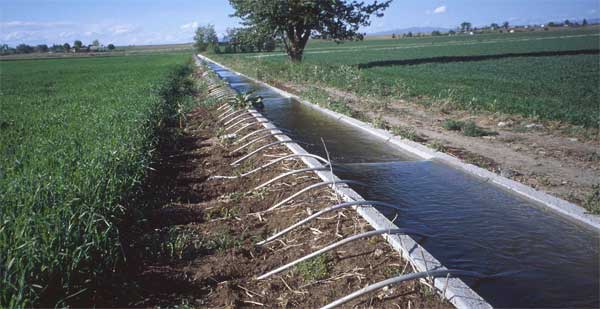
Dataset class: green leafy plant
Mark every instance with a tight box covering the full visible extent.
[295,254,331,282]
[230,90,264,110]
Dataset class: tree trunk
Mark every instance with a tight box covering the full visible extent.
[285,26,310,63]
[288,44,303,62]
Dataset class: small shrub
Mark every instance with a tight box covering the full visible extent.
[392,125,418,141]
[442,119,464,131]
[443,119,496,137]
[372,115,390,130]
[428,140,447,152]
[584,185,600,215]
[462,121,496,137]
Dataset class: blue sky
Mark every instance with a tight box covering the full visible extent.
[1,0,598,46]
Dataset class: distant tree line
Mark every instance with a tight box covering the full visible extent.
[1,39,116,56]
[387,18,595,39]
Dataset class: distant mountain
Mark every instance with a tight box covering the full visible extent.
[368,27,452,36]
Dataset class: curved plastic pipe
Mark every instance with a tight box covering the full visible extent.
[217,108,238,121]
[321,270,487,309]
[217,103,230,111]
[211,154,329,179]
[256,229,424,280]
[232,132,286,153]
[219,109,245,123]
[225,115,257,132]
[253,166,330,191]
[230,140,296,166]
[267,180,366,212]
[234,128,274,144]
[223,111,251,126]
[257,200,402,245]
[232,121,264,135]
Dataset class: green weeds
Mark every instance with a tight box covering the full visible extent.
[391,125,419,141]
[295,254,331,282]
[442,119,496,137]
[442,119,465,131]
[584,185,600,215]
[140,226,244,262]
[428,140,448,152]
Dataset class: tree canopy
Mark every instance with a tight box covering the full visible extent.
[460,22,472,32]
[73,40,83,51]
[194,24,219,52]
[229,0,392,62]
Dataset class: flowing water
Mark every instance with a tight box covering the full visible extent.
[207,62,599,308]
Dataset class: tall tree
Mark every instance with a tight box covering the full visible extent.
[460,22,472,32]
[502,21,510,29]
[92,39,100,47]
[194,24,219,52]
[63,43,71,52]
[16,44,34,54]
[229,0,392,62]
[35,44,49,53]
[73,40,83,52]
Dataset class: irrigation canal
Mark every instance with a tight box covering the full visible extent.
[205,61,599,308]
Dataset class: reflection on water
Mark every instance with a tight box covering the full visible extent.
[207,62,600,308]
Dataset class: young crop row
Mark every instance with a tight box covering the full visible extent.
[0,53,197,307]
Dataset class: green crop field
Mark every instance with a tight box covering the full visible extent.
[0,52,194,306]
[211,27,600,127]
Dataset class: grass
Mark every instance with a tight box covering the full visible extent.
[210,27,600,127]
[0,52,193,307]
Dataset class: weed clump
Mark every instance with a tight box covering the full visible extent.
[392,125,419,141]
[295,254,331,282]
[584,185,600,215]
[442,119,464,131]
[442,119,496,137]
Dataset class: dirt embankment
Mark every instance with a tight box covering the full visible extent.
[271,81,600,213]
[91,71,450,308]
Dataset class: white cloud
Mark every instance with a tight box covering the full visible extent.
[433,6,447,14]
[180,21,198,30]
[110,24,135,35]
[0,19,196,46]
[0,21,73,29]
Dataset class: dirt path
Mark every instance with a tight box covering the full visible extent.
[274,81,599,212]
[92,70,451,308]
